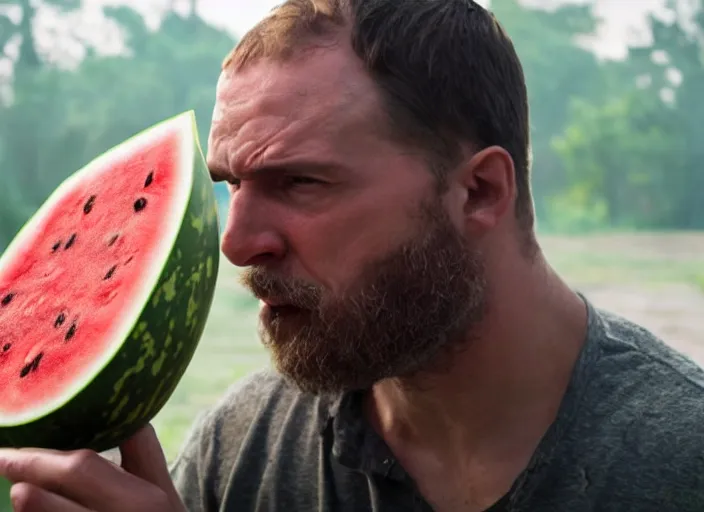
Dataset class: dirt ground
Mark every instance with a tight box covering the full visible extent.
[542,232,704,261]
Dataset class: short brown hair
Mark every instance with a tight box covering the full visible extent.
[223,0,534,229]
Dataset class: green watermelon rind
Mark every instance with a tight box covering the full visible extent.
[0,111,220,452]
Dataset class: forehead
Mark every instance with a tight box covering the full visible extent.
[208,46,383,176]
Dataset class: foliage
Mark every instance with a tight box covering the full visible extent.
[1,0,80,68]
[550,2,704,231]
[552,92,687,230]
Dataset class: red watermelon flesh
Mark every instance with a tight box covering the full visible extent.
[0,130,181,416]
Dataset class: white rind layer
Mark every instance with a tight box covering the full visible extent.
[0,111,198,425]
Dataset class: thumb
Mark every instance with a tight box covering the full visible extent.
[119,424,177,497]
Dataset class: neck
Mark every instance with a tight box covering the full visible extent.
[365,248,588,467]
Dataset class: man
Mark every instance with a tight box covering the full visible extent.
[1,0,703,510]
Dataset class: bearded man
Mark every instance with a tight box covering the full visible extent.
[1,1,703,511]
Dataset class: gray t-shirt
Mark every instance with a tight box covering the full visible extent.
[170,300,704,511]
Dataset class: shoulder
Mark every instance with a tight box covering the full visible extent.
[592,306,704,409]
[591,305,704,429]
[577,307,704,507]
[200,368,312,431]
[174,367,330,454]
[169,369,334,508]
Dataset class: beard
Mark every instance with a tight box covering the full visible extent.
[239,198,488,395]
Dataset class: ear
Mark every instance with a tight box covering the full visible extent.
[454,145,516,234]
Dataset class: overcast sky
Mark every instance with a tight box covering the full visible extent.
[157,0,678,59]
[1,0,691,67]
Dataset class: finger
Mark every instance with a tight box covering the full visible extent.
[0,447,133,507]
[10,482,92,512]
[119,424,179,500]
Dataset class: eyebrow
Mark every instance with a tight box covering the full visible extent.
[208,160,346,182]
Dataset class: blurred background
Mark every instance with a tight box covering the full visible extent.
[0,0,703,461]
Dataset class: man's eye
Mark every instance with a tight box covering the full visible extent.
[284,176,323,187]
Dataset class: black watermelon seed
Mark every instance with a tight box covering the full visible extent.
[145,171,154,188]
[20,362,32,378]
[1,293,14,306]
[65,322,77,342]
[19,353,42,378]
[31,352,43,372]
[64,233,77,250]
[3,343,10,352]
[133,198,147,212]
[54,313,66,328]
[52,241,62,252]
[125,256,134,265]
[83,195,97,214]
[108,234,119,247]
[104,265,117,280]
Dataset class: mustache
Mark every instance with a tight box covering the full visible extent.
[239,267,322,310]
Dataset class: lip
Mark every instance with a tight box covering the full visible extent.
[259,297,290,308]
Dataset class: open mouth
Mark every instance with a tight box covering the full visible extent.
[270,304,301,316]
[260,298,305,318]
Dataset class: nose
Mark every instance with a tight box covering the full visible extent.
[220,190,287,267]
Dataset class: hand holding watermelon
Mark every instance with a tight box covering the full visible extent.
[0,424,186,511]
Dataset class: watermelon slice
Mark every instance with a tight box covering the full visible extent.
[0,111,220,452]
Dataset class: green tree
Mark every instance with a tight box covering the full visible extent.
[1,0,80,69]
[552,91,686,230]
[552,1,704,231]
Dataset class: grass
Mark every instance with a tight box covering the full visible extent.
[696,274,704,294]
[151,231,704,461]
[540,232,704,288]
